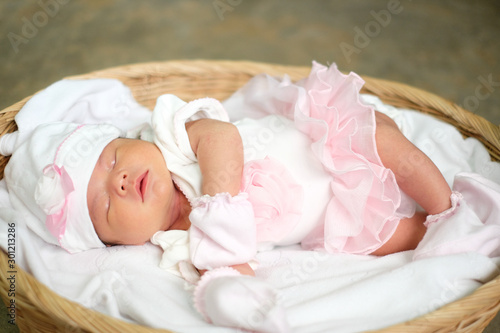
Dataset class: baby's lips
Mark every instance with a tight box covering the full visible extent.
[135,170,149,202]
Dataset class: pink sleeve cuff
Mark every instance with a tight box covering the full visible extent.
[424,191,463,227]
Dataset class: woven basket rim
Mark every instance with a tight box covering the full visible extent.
[1,59,499,333]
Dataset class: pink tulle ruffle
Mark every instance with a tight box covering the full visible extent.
[241,62,414,254]
[241,156,304,243]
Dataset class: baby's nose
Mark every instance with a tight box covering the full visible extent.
[116,172,129,195]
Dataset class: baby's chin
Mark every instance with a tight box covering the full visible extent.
[127,233,157,246]
[98,234,148,247]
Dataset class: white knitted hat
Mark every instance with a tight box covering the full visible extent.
[4,122,121,253]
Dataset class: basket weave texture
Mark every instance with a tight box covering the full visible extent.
[0,60,499,333]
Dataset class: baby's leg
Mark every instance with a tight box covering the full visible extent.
[370,112,452,255]
[371,212,427,256]
[374,112,452,215]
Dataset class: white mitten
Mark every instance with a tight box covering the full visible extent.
[189,192,257,270]
[193,267,290,332]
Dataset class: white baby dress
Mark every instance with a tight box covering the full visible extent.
[150,62,416,271]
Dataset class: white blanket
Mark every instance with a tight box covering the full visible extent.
[1,79,500,333]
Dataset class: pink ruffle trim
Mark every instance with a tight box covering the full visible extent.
[424,191,463,227]
[241,62,414,254]
[191,192,249,208]
[241,157,304,243]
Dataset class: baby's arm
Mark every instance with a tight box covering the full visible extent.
[186,118,243,196]
[186,118,255,276]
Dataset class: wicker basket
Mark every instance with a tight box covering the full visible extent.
[1,60,499,333]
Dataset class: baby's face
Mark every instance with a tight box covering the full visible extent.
[87,138,178,246]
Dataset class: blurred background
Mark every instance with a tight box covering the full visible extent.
[1,0,499,332]
[1,0,499,124]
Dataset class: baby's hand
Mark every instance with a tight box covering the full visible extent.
[230,263,255,276]
[198,262,255,277]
